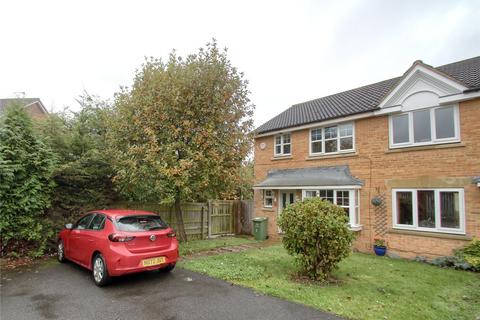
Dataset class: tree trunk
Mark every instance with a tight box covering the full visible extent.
[174,195,187,242]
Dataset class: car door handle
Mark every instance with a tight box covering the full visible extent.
[88,239,94,242]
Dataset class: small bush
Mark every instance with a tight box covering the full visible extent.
[278,197,354,281]
[417,239,480,272]
[430,256,458,268]
[455,238,480,272]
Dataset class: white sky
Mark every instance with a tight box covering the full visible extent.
[0,0,479,128]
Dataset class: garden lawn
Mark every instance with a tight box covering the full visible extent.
[179,245,480,320]
[178,236,259,256]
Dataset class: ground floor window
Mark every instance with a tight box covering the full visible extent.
[392,188,465,234]
[302,188,360,228]
[263,190,274,208]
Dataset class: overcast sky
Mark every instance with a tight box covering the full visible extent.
[0,0,479,127]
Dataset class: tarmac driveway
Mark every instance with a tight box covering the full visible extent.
[1,260,341,320]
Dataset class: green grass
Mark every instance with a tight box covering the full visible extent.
[178,236,259,256]
[179,245,480,320]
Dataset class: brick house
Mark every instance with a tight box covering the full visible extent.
[0,98,48,119]
[253,56,480,259]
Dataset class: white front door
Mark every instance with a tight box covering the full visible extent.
[278,190,295,232]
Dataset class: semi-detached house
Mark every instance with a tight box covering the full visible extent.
[253,56,480,258]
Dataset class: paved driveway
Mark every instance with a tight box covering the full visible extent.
[1,260,341,320]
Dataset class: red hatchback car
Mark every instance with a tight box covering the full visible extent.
[57,209,179,286]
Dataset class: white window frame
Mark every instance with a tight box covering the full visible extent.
[392,188,465,234]
[389,104,460,149]
[309,122,355,156]
[274,133,291,156]
[263,189,274,208]
[302,188,360,228]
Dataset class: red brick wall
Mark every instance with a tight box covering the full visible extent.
[253,98,480,258]
[26,102,48,119]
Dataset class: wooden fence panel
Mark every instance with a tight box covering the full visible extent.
[209,200,234,236]
[109,202,208,240]
[109,199,252,238]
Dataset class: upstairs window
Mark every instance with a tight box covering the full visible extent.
[390,105,459,148]
[274,133,291,156]
[310,123,354,155]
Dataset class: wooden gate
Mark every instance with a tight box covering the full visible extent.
[208,200,234,236]
[236,200,254,235]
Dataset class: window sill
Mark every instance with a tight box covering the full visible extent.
[388,228,471,240]
[306,151,358,161]
[271,155,293,161]
[262,208,274,212]
[385,142,465,153]
[349,225,363,232]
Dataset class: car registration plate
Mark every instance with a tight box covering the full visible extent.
[142,257,166,267]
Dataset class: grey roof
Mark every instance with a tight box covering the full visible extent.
[256,56,480,134]
[254,165,363,188]
[436,56,480,88]
[0,98,45,116]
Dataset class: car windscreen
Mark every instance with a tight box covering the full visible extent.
[115,215,168,232]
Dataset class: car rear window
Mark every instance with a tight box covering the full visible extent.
[115,215,168,232]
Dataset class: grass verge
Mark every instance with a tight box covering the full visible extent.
[179,245,480,320]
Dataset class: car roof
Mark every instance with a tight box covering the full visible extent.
[92,209,157,218]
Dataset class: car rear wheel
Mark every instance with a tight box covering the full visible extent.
[160,263,176,273]
[57,240,66,263]
[92,254,111,286]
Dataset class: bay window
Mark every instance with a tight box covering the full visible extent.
[303,188,361,228]
[392,188,464,234]
[274,133,291,156]
[390,105,459,148]
[310,122,354,155]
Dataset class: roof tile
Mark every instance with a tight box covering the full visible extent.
[256,56,480,134]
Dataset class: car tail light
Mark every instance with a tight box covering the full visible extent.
[167,231,176,238]
[108,233,135,242]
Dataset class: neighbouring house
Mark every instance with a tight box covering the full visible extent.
[253,56,480,259]
[0,98,48,119]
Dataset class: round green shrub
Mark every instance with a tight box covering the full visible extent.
[278,197,355,280]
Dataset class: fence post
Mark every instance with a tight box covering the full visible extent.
[200,205,205,240]
[230,201,235,234]
[207,200,212,238]
[236,200,241,234]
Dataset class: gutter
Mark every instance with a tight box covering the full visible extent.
[254,110,377,138]
[463,86,480,93]
[439,89,480,105]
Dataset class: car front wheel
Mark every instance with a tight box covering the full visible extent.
[92,254,111,286]
[57,240,66,263]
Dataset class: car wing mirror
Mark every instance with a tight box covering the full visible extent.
[65,223,73,230]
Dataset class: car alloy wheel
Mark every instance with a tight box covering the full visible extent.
[57,241,66,263]
[92,254,111,286]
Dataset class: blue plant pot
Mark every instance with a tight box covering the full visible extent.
[374,246,387,256]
